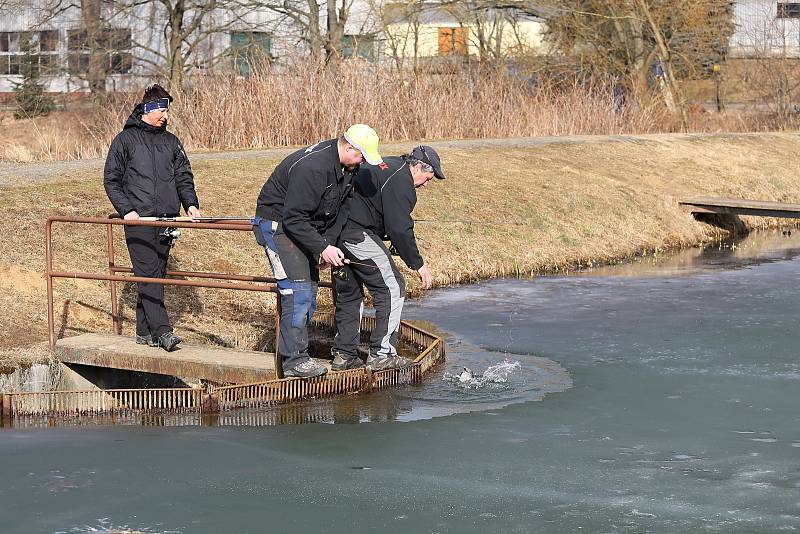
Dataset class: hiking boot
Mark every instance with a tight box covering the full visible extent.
[331,352,365,371]
[283,359,328,378]
[366,355,412,371]
[157,332,182,352]
[135,335,159,347]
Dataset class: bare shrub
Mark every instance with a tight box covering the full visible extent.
[1,60,789,162]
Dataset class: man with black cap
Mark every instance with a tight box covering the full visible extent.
[104,84,201,352]
[331,145,445,372]
[253,124,383,378]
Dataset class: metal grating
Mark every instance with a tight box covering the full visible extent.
[2,313,444,420]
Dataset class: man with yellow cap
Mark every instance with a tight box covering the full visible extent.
[253,124,383,378]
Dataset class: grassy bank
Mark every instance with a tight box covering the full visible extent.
[1,133,798,369]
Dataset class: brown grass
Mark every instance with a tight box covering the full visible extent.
[1,133,799,368]
[2,62,793,162]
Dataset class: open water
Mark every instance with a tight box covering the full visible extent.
[2,231,799,533]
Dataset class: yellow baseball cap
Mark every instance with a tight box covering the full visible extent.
[343,124,383,165]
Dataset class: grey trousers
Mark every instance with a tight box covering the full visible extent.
[333,229,406,359]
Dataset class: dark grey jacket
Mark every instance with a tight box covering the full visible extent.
[346,156,423,270]
[103,108,199,218]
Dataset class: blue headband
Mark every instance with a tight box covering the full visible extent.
[143,98,170,114]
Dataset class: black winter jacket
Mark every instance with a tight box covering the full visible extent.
[104,108,199,218]
[255,139,355,258]
[346,157,424,270]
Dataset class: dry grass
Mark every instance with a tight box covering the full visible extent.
[2,62,793,163]
[1,133,799,369]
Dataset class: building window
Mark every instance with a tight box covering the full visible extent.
[342,35,375,60]
[67,28,132,75]
[231,31,272,77]
[778,3,800,18]
[438,27,469,56]
[0,30,62,76]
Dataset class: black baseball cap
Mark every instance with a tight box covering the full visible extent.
[412,145,445,180]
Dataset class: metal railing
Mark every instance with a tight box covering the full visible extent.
[45,214,325,374]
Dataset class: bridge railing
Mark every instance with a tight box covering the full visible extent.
[45,214,334,375]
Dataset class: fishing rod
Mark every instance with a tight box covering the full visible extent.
[413,219,525,225]
[343,258,380,269]
[320,259,380,274]
[138,216,254,222]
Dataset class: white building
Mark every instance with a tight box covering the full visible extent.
[0,1,545,96]
[730,1,800,57]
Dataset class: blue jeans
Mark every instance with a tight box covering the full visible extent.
[253,217,318,372]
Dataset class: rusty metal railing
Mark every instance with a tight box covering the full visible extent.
[212,312,445,411]
[3,387,203,418]
[45,214,337,375]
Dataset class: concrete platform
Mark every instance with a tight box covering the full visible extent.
[56,333,277,384]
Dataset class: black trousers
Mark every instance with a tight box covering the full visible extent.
[333,229,406,360]
[124,225,173,339]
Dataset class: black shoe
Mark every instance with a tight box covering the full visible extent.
[135,335,159,347]
[366,355,412,371]
[331,352,365,371]
[283,359,328,378]
[157,332,182,352]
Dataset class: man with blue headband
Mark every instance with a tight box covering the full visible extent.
[104,84,201,352]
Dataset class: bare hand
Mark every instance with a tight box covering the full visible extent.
[124,211,140,220]
[187,206,202,220]
[320,245,345,267]
[417,265,433,289]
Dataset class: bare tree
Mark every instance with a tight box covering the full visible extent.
[81,0,107,96]
[116,0,243,90]
[232,0,355,66]
[533,0,734,123]
[368,0,426,72]
[18,0,114,97]
[734,0,800,120]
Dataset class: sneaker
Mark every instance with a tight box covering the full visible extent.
[366,355,412,371]
[157,332,182,352]
[331,352,365,371]
[135,335,159,347]
[283,359,328,378]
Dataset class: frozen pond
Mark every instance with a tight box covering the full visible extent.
[1,230,799,533]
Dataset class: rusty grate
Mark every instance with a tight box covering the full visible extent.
[2,313,444,420]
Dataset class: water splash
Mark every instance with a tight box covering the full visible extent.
[443,359,523,389]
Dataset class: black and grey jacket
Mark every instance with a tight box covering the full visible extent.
[103,108,199,218]
[255,139,355,258]
[346,156,424,270]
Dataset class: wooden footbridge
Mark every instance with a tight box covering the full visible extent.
[680,196,800,218]
[0,215,445,424]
